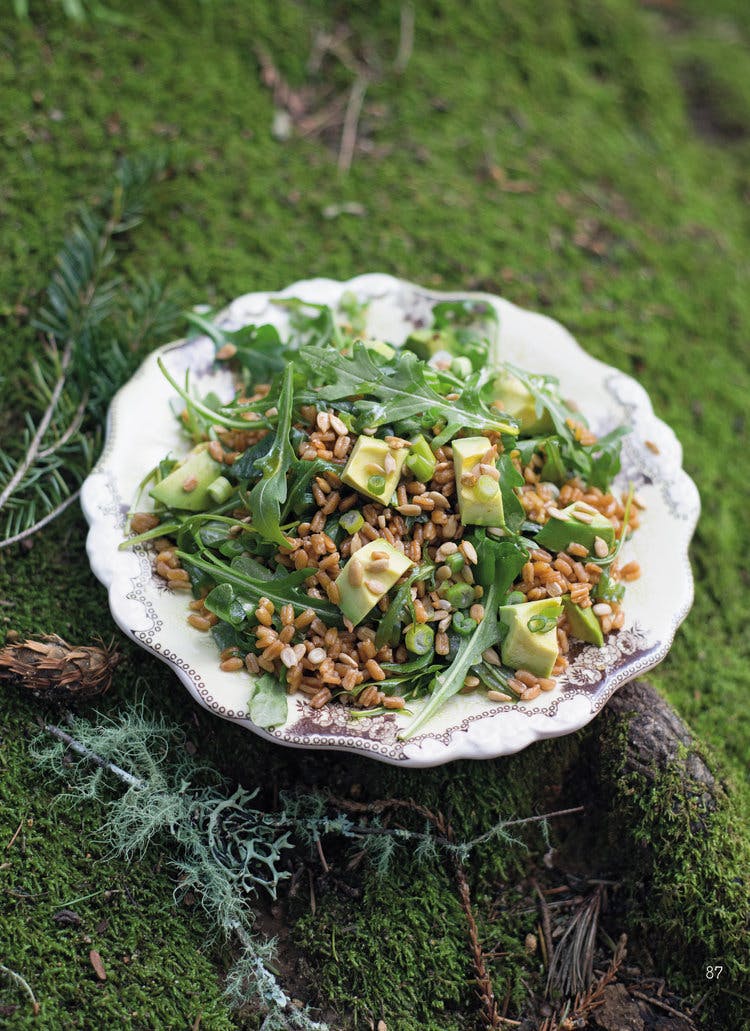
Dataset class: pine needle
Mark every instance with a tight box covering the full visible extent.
[0,153,181,549]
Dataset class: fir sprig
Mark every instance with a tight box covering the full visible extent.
[0,154,180,549]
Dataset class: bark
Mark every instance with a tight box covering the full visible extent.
[603,679,718,810]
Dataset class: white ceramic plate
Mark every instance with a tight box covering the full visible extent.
[81,274,700,767]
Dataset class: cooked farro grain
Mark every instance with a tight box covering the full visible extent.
[135,312,644,732]
[220,657,244,672]
[487,690,514,703]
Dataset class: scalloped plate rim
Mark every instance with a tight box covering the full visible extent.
[80,273,700,767]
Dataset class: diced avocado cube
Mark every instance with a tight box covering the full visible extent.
[492,370,553,435]
[150,445,223,512]
[404,328,457,360]
[342,436,408,503]
[535,503,616,555]
[336,538,413,626]
[452,436,505,527]
[364,339,396,359]
[562,595,604,647]
[499,597,562,678]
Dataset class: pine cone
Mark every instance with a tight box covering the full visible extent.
[0,633,119,702]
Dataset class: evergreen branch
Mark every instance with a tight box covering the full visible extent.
[0,491,81,551]
[0,153,175,548]
[0,338,73,513]
[37,390,89,460]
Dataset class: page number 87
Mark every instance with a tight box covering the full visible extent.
[706,965,724,979]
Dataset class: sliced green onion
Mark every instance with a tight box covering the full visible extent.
[207,475,234,505]
[404,623,435,655]
[405,453,434,483]
[505,591,525,605]
[444,582,475,609]
[452,611,477,636]
[527,614,557,634]
[475,474,499,501]
[445,552,465,575]
[367,474,386,495]
[451,356,472,378]
[406,435,437,482]
[339,510,365,534]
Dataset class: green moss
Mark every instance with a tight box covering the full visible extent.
[1,0,750,1026]
[295,863,471,1030]
[597,716,750,1027]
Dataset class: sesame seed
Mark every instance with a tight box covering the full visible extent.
[316,411,330,432]
[329,414,348,436]
[365,579,384,594]
[383,453,396,474]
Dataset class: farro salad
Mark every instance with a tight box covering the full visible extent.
[123,295,640,739]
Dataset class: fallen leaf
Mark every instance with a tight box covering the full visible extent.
[89,949,107,981]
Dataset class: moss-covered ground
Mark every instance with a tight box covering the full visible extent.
[1,1,749,1027]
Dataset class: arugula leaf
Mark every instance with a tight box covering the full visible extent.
[586,427,629,490]
[282,457,339,521]
[475,534,528,595]
[230,431,277,481]
[381,651,436,675]
[157,357,274,433]
[248,673,288,728]
[272,298,344,350]
[301,342,517,437]
[338,291,369,336]
[177,551,341,624]
[540,437,567,484]
[431,299,498,371]
[185,310,286,385]
[374,563,434,649]
[231,554,274,581]
[496,454,526,532]
[502,362,628,491]
[204,583,247,627]
[472,661,521,700]
[398,583,500,740]
[501,362,578,445]
[246,364,295,548]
